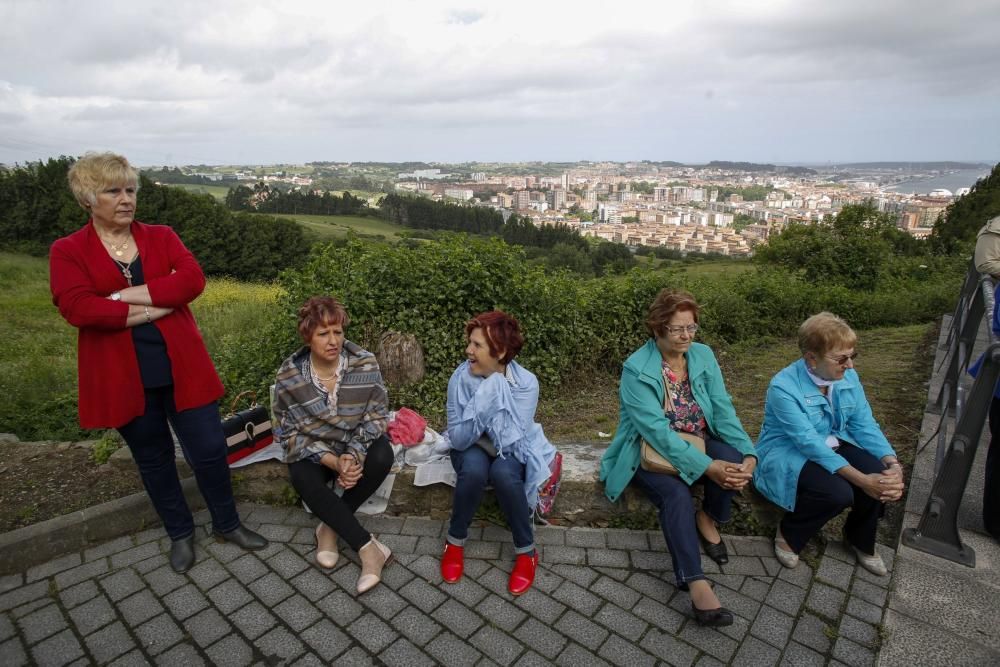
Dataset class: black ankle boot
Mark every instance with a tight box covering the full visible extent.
[212,525,268,551]
[169,535,195,573]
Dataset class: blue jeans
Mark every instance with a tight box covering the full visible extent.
[633,437,743,588]
[447,446,535,554]
[117,387,241,541]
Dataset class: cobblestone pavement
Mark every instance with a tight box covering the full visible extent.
[0,505,895,666]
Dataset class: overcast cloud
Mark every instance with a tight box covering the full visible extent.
[1,0,998,165]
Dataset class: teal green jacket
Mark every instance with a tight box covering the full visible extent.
[600,339,755,502]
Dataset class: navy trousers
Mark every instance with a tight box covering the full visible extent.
[117,388,240,541]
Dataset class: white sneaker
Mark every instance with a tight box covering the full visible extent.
[774,530,799,569]
[849,544,888,577]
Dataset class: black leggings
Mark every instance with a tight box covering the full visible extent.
[287,435,394,551]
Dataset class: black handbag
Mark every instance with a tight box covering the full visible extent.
[221,391,274,464]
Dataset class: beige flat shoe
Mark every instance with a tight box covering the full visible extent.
[357,536,393,594]
[849,544,887,576]
[314,524,339,569]
[774,529,799,569]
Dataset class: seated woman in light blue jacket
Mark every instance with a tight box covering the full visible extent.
[601,289,757,628]
[754,312,905,576]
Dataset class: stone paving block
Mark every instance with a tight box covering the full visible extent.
[717,613,751,643]
[264,547,310,580]
[776,561,814,588]
[107,648,150,666]
[824,540,855,563]
[465,540,502,559]
[474,566,509,593]
[761,558,783,576]
[633,595,685,634]
[625,571,672,599]
[360,514,406,534]
[565,527,606,548]
[779,640,826,667]
[84,620,134,664]
[406,554,443,582]
[475,594,527,633]
[414,536,443,556]
[272,594,322,632]
[155,642,205,666]
[109,542,161,569]
[135,613,183,655]
[427,631,484,666]
[379,534,419,555]
[833,635,875,667]
[553,642,611,667]
[30,628,85,666]
[132,527,163,545]
[391,604,444,646]
[594,601,648,641]
[432,598,483,638]
[0,575,23,595]
[539,545,586,565]
[817,555,855,591]
[255,626,306,664]
[630,550,673,570]
[299,618,351,662]
[850,578,887,607]
[0,637,27,667]
[183,558,228,592]
[204,539,245,564]
[0,614,12,642]
[719,555,767,576]
[694,656,725,667]
[471,625,525,666]
[481,525,513,543]
[142,565,187,597]
[204,633,254,667]
[730,537,774,557]
[442,576,490,607]
[597,633,656,667]
[531,566,563,594]
[512,588,566,624]
[399,577,448,613]
[713,584,761,621]
[731,635,782,666]
[464,558,491,579]
[118,589,163,627]
[333,645,375,666]
[184,607,231,648]
[806,581,847,621]
[18,603,67,645]
[516,617,568,660]
[646,530,667,550]
[636,627,698,666]
[678,623,739,663]
[291,526,315,546]
[229,601,277,640]
[99,568,146,602]
[246,505,292,525]
[845,595,883,625]
[534,526,567,546]
[206,578,254,614]
[402,517,445,537]
[68,594,115,636]
[590,574,641,608]
[347,612,398,653]
[380,561,417,589]
[764,578,807,614]
[361,585,410,621]
[247,572,295,607]
[749,603,795,649]
[26,553,82,583]
[594,566,629,582]
[549,564,598,588]
[162,583,209,620]
[552,580,603,616]
[586,548,630,568]
[316,589,364,626]
[53,561,109,591]
[380,637,436,667]
[11,597,48,619]
[289,568,338,605]
[838,614,877,648]
[84,536,136,562]
[554,610,609,651]
[604,528,649,551]
[739,576,769,601]
[58,580,98,609]
[791,612,833,655]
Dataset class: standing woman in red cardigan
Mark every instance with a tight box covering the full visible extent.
[49,152,268,573]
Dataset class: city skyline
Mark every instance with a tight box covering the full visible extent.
[1,0,998,166]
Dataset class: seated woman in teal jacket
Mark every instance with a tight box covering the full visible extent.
[754,312,905,576]
[601,289,757,628]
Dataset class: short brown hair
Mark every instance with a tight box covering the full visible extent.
[465,310,524,365]
[646,289,700,338]
[798,312,857,356]
[297,296,350,343]
[67,152,140,210]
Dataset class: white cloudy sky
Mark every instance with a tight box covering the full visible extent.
[1,0,998,166]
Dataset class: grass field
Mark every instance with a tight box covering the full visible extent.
[169,183,231,201]
[270,213,407,241]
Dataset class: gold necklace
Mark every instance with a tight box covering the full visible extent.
[102,235,131,258]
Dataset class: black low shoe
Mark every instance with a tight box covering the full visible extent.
[691,603,735,627]
[212,525,269,551]
[169,536,195,573]
[698,530,730,566]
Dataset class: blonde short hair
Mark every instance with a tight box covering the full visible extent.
[67,152,139,209]
[798,312,857,356]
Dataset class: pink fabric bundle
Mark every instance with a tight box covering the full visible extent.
[387,407,427,447]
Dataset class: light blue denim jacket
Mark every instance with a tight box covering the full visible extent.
[753,359,895,511]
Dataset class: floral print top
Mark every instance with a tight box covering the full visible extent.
[662,362,707,439]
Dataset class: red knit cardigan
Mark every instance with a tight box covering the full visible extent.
[49,220,224,429]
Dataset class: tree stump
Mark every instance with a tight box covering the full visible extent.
[376,331,425,386]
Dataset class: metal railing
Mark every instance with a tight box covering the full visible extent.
[902,261,997,566]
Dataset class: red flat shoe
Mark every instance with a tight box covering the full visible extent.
[508,551,538,596]
[441,543,464,583]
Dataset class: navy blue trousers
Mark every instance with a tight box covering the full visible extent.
[117,388,240,541]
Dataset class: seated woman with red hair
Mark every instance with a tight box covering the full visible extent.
[439,311,556,596]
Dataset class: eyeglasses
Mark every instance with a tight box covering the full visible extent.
[825,352,859,365]
[665,324,699,336]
